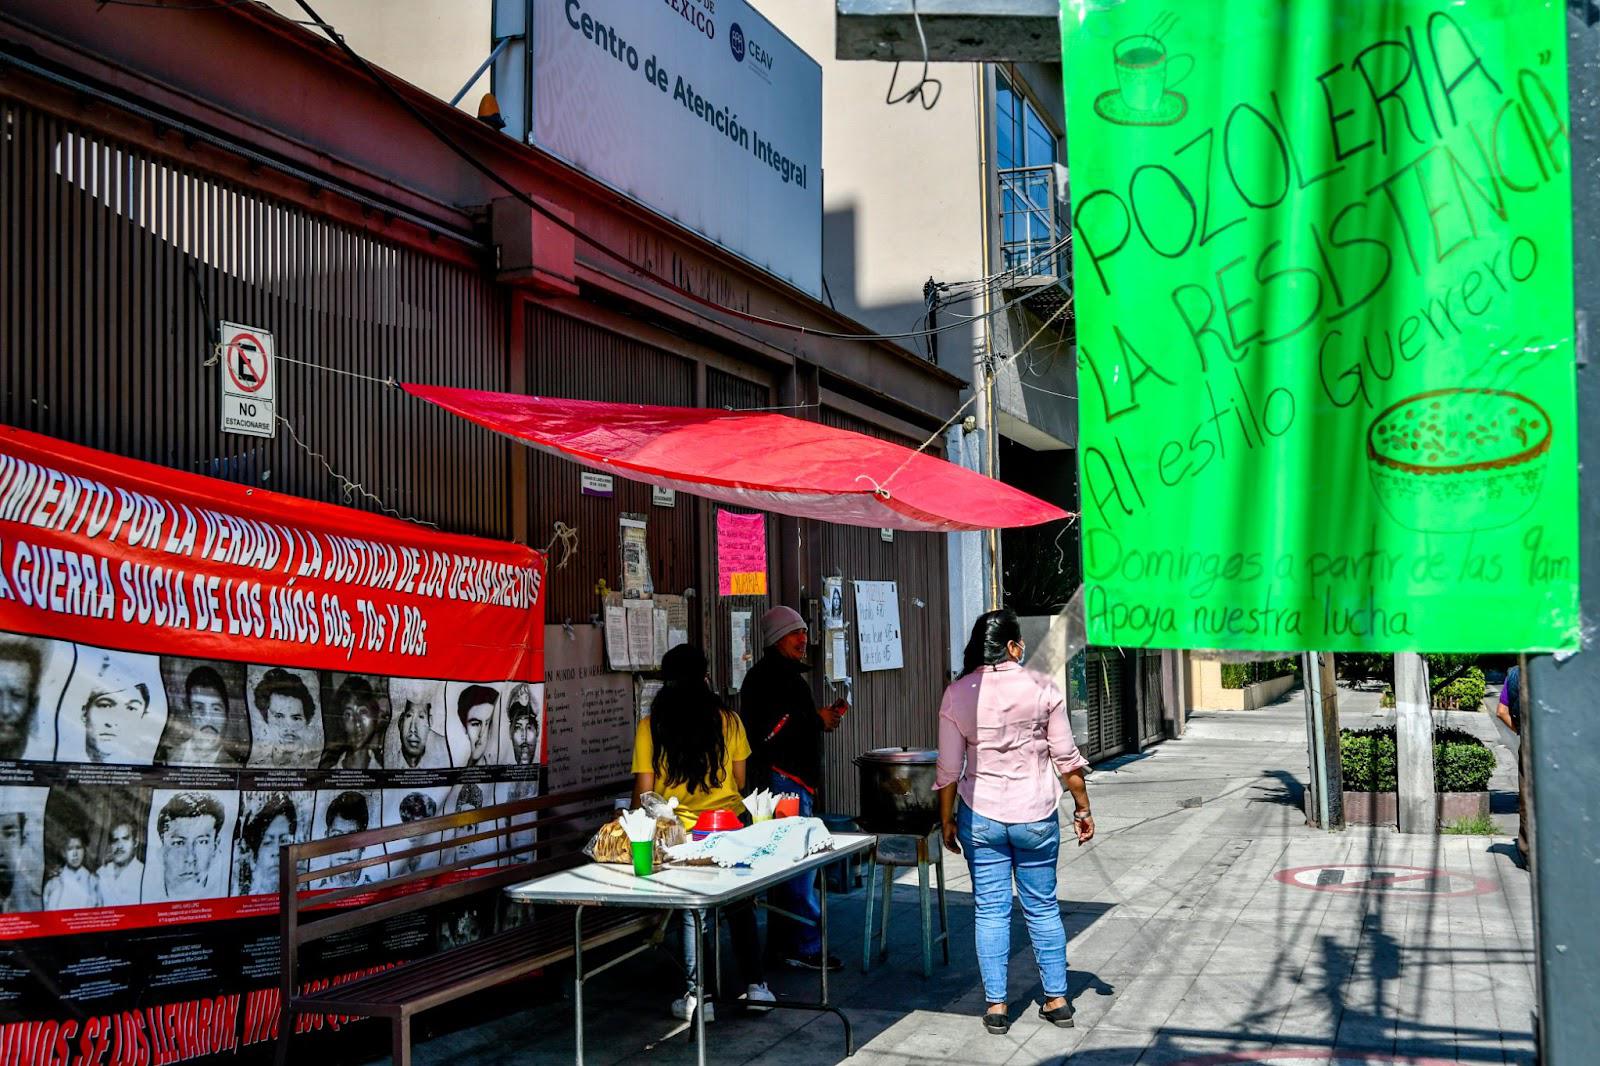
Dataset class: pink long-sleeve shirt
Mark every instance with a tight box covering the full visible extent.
[934,661,1090,824]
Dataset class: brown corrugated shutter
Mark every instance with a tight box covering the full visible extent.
[0,100,509,537]
[815,407,949,817]
[521,304,699,632]
[704,368,775,702]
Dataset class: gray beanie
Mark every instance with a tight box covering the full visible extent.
[761,606,807,647]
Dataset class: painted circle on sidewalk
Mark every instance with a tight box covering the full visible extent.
[1167,1052,1463,1066]
[1274,863,1497,897]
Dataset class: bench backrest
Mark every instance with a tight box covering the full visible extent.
[278,779,627,1002]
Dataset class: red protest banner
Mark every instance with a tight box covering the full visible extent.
[0,424,543,682]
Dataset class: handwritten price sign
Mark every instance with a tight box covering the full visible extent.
[717,510,769,597]
[1061,0,1578,651]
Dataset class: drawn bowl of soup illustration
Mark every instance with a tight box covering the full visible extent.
[1366,388,1552,533]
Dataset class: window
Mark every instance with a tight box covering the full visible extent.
[995,71,1065,274]
[995,72,1059,170]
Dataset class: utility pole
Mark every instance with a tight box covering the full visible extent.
[1525,8,1600,1058]
[1393,653,1435,834]
[1302,652,1343,830]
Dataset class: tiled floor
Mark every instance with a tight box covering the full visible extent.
[372,686,1534,1065]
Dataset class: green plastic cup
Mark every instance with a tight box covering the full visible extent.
[630,839,654,877]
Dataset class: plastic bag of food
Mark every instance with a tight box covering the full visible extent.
[583,815,633,864]
[640,792,688,858]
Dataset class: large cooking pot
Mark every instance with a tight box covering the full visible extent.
[855,747,939,836]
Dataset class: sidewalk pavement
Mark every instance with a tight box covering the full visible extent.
[379,685,1535,1065]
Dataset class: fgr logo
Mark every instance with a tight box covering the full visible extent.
[729,22,746,61]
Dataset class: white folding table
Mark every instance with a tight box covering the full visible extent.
[506,833,874,1066]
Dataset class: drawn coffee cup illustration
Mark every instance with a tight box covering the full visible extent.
[1094,17,1194,127]
[1115,35,1192,110]
[1366,388,1552,533]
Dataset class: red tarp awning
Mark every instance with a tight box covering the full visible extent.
[404,385,1070,532]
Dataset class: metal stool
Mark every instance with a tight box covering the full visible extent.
[861,830,949,978]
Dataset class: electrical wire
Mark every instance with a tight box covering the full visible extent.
[1018,379,1078,401]
[289,0,1041,346]
[276,415,437,527]
[884,0,942,110]
[870,298,1075,497]
[940,230,1074,295]
[96,0,318,21]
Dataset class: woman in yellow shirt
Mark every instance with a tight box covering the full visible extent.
[630,645,771,1020]
[631,648,751,829]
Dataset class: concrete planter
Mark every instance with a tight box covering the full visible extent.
[1340,790,1491,827]
[1188,658,1298,710]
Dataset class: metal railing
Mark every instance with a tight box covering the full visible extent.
[998,163,1069,280]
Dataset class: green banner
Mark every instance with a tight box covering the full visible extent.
[1061,0,1578,651]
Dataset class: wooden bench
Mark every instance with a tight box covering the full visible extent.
[274,780,663,1066]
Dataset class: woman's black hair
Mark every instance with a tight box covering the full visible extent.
[649,645,728,795]
[959,609,1023,678]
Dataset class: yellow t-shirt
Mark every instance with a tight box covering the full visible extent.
[631,712,751,829]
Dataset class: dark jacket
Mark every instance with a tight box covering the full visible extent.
[738,649,821,791]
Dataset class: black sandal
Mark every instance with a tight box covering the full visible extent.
[1038,1000,1075,1028]
[982,1009,1010,1035]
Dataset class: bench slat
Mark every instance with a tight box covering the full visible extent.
[292,909,657,1019]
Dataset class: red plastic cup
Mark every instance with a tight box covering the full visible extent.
[774,795,801,819]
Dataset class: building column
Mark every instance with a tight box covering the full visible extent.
[1394,653,1435,835]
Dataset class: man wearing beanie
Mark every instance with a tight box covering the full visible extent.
[740,605,846,972]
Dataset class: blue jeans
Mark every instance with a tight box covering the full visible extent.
[767,770,822,957]
[956,803,1068,1004]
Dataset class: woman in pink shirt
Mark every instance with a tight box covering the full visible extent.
[936,610,1094,1035]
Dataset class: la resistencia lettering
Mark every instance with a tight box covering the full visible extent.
[1072,11,1567,510]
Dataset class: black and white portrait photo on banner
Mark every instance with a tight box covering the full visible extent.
[57,646,168,766]
[443,681,503,768]
[42,786,151,910]
[442,782,498,869]
[245,665,323,770]
[233,791,314,897]
[0,635,73,763]
[141,789,239,903]
[383,678,450,771]
[0,786,47,914]
[382,787,447,877]
[155,658,250,768]
[438,899,490,952]
[505,682,544,767]
[321,673,390,772]
[312,789,380,889]
[497,779,539,862]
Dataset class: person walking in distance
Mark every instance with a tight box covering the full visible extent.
[738,605,846,972]
[936,610,1094,1035]
[1496,663,1532,869]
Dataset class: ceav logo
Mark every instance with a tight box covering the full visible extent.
[729,22,746,62]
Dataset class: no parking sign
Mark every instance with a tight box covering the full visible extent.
[219,320,276,438]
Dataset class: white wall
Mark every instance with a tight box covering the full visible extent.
[752,2,987,368]
[260,0,493,110]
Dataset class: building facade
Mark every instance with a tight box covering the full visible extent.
[1,0,964,815]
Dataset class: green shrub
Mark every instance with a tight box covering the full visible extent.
[1220,658,1298,689]
[1435,738,1495,792]
[1340,728,1398,792]
[1434,667,1487,710]
[1338,727,1495,793]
